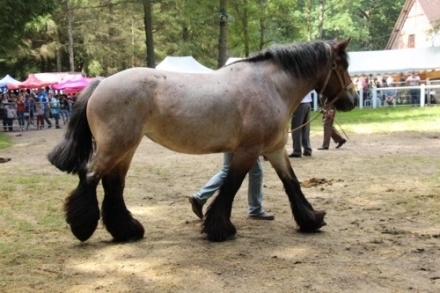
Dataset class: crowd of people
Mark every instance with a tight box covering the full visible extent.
[0,87,76,132]
[354,72,423,106]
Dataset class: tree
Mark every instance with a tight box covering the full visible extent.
[143,0,155,67]
[218,0,228,68]
[0,0,58,57]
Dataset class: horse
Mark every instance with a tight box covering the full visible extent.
[48,38,358,243]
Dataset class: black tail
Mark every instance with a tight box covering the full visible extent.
[48,80,101,174]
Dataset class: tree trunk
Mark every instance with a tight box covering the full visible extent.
[67,0,75,72]
[143,0,155,68]
[218,0,228,68]
[318,0,325,39]
[259,0,265,50]
[243,0,249,56]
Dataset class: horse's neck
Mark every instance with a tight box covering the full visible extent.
[268,66,316,111]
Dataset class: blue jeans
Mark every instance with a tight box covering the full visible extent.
[193,153,265,216]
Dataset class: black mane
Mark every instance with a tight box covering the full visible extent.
[244,40,349,79]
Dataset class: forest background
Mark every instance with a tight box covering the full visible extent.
[1,0,406,80]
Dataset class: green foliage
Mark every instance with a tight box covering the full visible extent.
[87,60,103,76]
[0,0,417,76]
[0,0,58,57]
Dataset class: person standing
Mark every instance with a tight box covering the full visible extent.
[15,94,25,131]
[35,98,45,130]
[37,88,52,128]
[24,94,35,130]
[406,72,421,105]
[289,91,313,158]
[188,153,274,220]
[50,95,61,129]
[60,95,69,124]
[318,105,346,150]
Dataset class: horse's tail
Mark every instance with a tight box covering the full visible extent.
[47,80,101,174]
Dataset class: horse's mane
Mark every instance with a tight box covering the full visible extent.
[241,40,349,79]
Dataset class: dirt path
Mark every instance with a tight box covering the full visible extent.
[1,128,440,292]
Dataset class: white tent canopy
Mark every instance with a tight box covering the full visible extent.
[156,56,213,73]
[348,46,440,76]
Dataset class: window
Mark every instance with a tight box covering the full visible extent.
[408,34,415,48]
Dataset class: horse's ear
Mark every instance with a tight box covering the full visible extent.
[335,37,351,52]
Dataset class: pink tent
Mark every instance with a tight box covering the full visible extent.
[53,75,91,92]
[8,73,58,89]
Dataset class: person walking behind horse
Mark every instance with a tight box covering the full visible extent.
[318,105,346,150]
[188,153,274,220]
[289,91,313,158]
[50,95,62,129]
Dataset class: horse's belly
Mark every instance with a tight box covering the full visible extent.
[145,129,232,155]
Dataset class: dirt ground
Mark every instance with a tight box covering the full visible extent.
[1,126,440,293]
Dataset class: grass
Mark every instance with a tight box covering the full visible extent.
[0,132,12,148]
[309,106,440,133]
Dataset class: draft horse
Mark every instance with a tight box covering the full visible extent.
[48,38,359,243]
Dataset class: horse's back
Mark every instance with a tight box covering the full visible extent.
[86,68,245,154]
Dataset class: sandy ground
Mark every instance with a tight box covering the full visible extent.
[1,126,440,293]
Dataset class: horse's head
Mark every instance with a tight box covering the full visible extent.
[316,38,359,112]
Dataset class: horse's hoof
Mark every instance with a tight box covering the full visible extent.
[70,221,99,242]
[206,232,236,242]
[299,210,327,233]
[110,217,145,243]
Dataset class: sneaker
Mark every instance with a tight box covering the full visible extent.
[188,195,204,219]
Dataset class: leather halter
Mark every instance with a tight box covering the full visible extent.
[319,44,354,108]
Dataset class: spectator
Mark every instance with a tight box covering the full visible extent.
[384,81,398,106]
[406,72,421,105]
[16,94,25,131]
[399,73,406,86]
[51,95,61,129]
[60,95,69,124]
[5,104,16,132]
[1,94,8,131]
[37,88,52,128]
[35,99,45,130]
[24,94,35,130]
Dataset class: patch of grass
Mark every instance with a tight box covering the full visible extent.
[310,107,440,133]
[0,132,11,148]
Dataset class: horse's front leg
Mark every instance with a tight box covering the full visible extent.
[202,152,257,242]
[265,149,326,232]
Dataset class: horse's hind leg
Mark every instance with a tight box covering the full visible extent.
[65,170,101,242]
[265,150,326,232]
[101,149,145,242]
